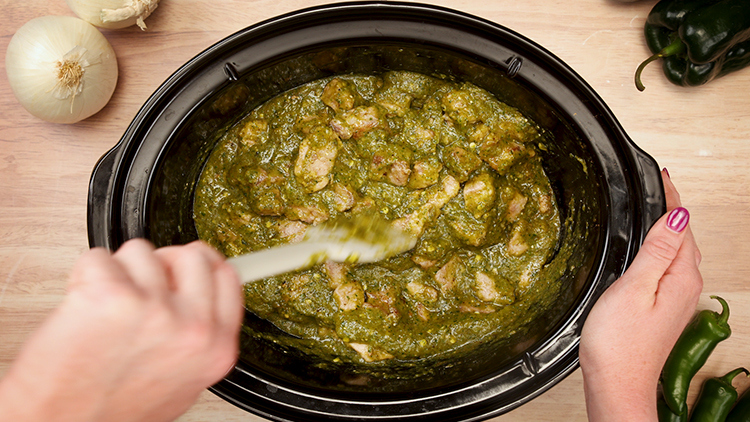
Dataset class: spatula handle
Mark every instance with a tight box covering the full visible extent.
[227,242,327,284]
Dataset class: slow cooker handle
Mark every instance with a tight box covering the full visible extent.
[87,143,125,250]
[629,143,667,246]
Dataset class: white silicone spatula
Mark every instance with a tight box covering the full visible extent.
[227,214,417,284]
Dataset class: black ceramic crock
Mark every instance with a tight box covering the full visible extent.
[87,2,665,421]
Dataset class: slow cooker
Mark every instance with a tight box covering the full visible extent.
[88,2,665,421]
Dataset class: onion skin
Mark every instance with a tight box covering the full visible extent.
[5,16,118,124]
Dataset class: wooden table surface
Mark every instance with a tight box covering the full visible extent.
[2,0,749,420]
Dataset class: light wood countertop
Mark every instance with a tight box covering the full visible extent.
[2,1,749,421]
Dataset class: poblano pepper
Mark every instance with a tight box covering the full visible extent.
[689,367,749,422]
[661,296,732,416]
[634,0,750,91]
[727,386,750,422]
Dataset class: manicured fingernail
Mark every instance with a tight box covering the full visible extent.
[662,167,670,178]
[666,207,689,233]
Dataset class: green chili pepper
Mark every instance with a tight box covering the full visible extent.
[634,0,750,91]
[690,367,749,421]
[659,392,688,422]
[727,386,750,422]
[661,296,732,416]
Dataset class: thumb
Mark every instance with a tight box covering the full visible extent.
[621,207,690,294]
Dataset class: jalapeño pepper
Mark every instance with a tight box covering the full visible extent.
[727,386,750,422]
[659,392,688,422]
[690,367,749,422]
[661,296,732,416]
[634,0,750,91]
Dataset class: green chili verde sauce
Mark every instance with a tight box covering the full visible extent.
[194,71,563,365]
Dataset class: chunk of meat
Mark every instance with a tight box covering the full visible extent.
[351,196,377,214]
[446,214,488,247]
[443,146,482,182]
[470,122,532,175]
[324,261,349,288]
[518,267,534,291]
[441,89,481,126]
[392,202,439,238]
[507,227,529,256]
[246,167,287,216]
[251,189,285,216]
[333,282,364,312]
[285,205,329,224]
[375,89,413,116]
[393,175,460,237]
[407,158,442,189]
[474,272,498,302]
[463,173,496,219]
[365,290,400,322]
[412,126,436,149]
[387,159,411,186]
[331,183,356,212]
[321,78,358,112]
[405,281,439,304]
[294,109,333,135]
[425,174,461,208]
[238,119,268,147]
[506,192,528,222]
[294,127,339,193]
[435,255,463,293]
[415,302,431,321]
[370,152,412,187]
[277,220,307,243]
[538,192,553,214]
[474,271,514,305]
[458,304,496,314]
[477,135,528,175]
[348,342,394,362]
[411,255,437,269]
[329,106,382,140]
[495,113,541,144]
[282,274,311,302]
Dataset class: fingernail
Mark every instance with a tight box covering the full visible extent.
[666,207,689,233]
[662,167,670,178]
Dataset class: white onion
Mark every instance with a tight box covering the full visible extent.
[66,0,160,30]
[5,16,118,124]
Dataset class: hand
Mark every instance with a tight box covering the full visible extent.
[579,169,703,422]
[0,239,243,422]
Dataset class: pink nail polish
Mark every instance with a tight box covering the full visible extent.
[662,167,670,178]
[667,207,689,232]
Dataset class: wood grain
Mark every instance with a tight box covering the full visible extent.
[1,1,749,421]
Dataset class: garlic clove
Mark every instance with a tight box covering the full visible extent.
[66,0,160,30]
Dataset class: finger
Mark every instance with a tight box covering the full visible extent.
[111,239,170,299]
[156,243,217,322]
[213,261,243,334]
[211,261,243,378]
[68,247,132,292]
[620,207,690,296]
[166,243,242,340]
[655,241,703,316]
[187,242,242,331]
[662,169,702,265]
[662,169,682,211]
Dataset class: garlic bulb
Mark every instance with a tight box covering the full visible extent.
[66,0,160,30]
[5,16,118,124]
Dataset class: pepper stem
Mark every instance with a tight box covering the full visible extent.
[634,37,686,91]
[710,295,730,325]
[720,367,749,384]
